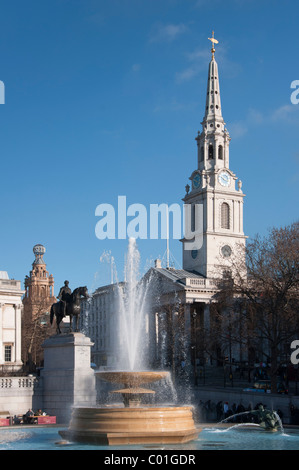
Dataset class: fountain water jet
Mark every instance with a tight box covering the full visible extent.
[219,407,283,433]
[60,238,198,445]
[116,238,149,371]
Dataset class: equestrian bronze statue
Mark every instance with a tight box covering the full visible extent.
[50,283,89,334]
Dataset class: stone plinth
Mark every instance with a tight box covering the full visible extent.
[41,333,96,424]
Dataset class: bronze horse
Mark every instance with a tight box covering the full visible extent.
[50,286,89,334]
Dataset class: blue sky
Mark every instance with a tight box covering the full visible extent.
[0,0,298,293]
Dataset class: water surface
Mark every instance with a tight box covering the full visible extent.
[0,426,299,450]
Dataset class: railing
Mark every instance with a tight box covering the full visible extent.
[0,279,21,290]
[185,278,219,288]
[187,278,206,286]
[0,378,12,388]
[0,376,39,389]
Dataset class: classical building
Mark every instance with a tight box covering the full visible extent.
[0,271,24,373]
[22,244,56,369]
[80,282,125,368]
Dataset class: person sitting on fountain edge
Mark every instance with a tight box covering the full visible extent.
[57,280,72,318]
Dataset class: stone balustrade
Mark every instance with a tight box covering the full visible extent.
[0,376,43,416]
[0,377,38,389]
[185,278,218,288]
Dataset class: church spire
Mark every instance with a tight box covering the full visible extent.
[204,31,223,123]
[182,33,246,278]
[195,32,231,172]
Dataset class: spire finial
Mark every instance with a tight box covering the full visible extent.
[208,31,219,59]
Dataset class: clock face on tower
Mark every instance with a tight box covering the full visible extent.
[221,245,232,258]
[192,173,201,189]
[218,170,231,187]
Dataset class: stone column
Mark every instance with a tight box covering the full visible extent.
[15,304,22,367]
[183,303,192,369]
[41,332,96,424]
[148,309,158,368]
[203,303,210,366]
[203,303,210,332]
[0,304,3,365]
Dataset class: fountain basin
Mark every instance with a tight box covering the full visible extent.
[95,370,169,387]
[96,370,172,408]
[59,405,199,445]
[60,370,199,445]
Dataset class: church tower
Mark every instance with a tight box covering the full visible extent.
[182,33,246,278]
[23,244,55,321]
[22,244,56,369]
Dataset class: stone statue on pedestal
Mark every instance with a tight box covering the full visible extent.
[50,284,89,334]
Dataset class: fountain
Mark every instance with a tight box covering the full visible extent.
[219,406,284,433]
[59,239,198,445]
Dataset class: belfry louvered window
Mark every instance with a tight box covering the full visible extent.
[191,204,195,232]
[221,202,230,229]
[200,147,204,161]
[218,145,223,160]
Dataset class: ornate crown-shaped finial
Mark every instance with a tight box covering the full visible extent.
[33,244,46,265]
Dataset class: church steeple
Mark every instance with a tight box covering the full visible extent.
[204,47,223,122]
[182,33,246,278]
[195,32,230,172]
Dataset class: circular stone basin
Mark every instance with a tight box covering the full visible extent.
[60,370,199,445]
[59,405,199,446]
[95,370,169,387]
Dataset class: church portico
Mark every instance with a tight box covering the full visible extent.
[146,265,218,382]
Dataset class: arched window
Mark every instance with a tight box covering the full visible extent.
[208,144,214,159]
[221,202,230,229]
[218,145,223,160]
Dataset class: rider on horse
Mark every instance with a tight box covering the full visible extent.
[50,284,88,334]
[57,280,72,317]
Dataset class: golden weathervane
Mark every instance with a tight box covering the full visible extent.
[208,31,219,59]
